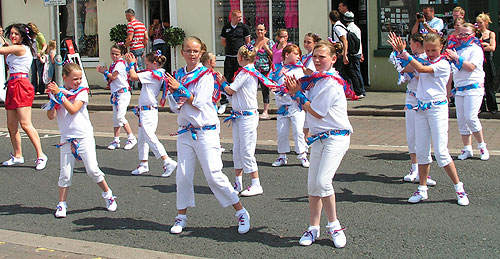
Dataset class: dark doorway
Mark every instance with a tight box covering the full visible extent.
[148,0,171,72]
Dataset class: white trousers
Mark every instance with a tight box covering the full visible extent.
[308,135,350,197]
[415,104,453,167]
[176,128,239,210]
[232,114,259,173]
[112,91,131,127]
[58,137,105,187]
[405,108,417,154]
[137,109,167,161]
[277,111,307,154]
[455,94,483,135]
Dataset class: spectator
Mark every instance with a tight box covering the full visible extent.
[125,8,148,87]
[219,9,251,114]
[342,11,365,98]
[411,6,444,34]
[448,6,466,37]
[250,24,274,119]
[477,13,497,114]
[149,16,168,69]
[272,29,289,65]
[27,22,47,94]
[329,10,348,74]
[338,1,349,14]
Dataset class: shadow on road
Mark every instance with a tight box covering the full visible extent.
[335,172,402,184]
[72,217,170,232]
[0,204,54,215]
[142,184,214,195]
[364,152,409,161]
[276,188,407,205]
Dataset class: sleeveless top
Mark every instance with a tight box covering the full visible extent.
[6,45,33,74]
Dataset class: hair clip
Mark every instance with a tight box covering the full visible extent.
[314,33,320,37]
[24,27,32,40]
[244,43,254,52]
[117,41,125,46]
[155,50,162,56]
[327,37,336,44]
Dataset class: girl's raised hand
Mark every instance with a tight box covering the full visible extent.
[124,53,137,64]
[284,75,300,95]
[216,72,226,85]
[165,73,180,92]
[445,48,458,61]
[96,65,106,73]
[387,32,406,53]
[47,81,60,94]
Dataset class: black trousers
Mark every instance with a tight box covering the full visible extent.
[221,56,240,105]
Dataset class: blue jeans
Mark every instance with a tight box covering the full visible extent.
[130,48,145,71]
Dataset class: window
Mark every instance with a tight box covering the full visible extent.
[378,0,417,48]
[59,0,99,60]
[213,0,299,56]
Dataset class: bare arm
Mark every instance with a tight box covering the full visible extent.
[124,53,140,81]
[340,35,349,64]
[285,76,323,119]
[0,45,26,56]
[125,32,133,48]
[445,48,476,72]
[482,32,496,52]
[47,109,56,120]
[245,35,251,44]
[46,82,85,115]
[221,37,227,48]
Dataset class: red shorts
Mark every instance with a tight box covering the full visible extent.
[4,77,35,110]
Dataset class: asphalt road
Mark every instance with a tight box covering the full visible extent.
[0,135,499,258]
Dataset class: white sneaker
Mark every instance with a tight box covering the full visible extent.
[131,164,149,175]
[300,157,310,168]
[272,157,288,167]
[105,195,117,211]
[299,229,319,246]
[170,216,187,234]
[403,168,418,182]
[236,211,250,234]
[240,185,264,197]
[55,205,66,218]
[457,149,473,160]
[479,147,490,161]
[107,141,120,150]
[35,154,48,170]
[123,138,137,150]
[455,182,469,206]
[161,158,177,177]
[218,104,227,115]
[2,154,24,166]
[408,188,428,203]
[233,182,242,193]
[327,226,346,248]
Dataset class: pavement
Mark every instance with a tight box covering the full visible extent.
[1,87,500,258]
[7,86,500,119]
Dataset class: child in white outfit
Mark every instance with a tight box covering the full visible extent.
[125,51,177,177]
[268,44,309,168]
[46,63,117,218]
[97,43,137,150]
[165,36,250,235]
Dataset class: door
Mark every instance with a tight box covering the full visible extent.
[147,0,171,72]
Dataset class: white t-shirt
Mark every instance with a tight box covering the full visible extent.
[451,44,485,96]
[416,58,450,102]
[228,64,259,111]
[169,63,219,127]
[56,89,93,138]
[306,72,353,135]
[333,21,347,43]
[406,53,426,93]
[137,69,164,106]
[274,64,304,114]
[303,53,316,72]
[6,45,32,74]
[347,22,362,55]
[109,59,129,93]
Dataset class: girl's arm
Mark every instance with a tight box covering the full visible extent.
[124,53,139,81]
[483,31,496,52]
[47,82,85,115]
[0,45,26,56]
[165,72,195,104]
[216,72,236,95]
[446,73,453,98]
[50,50,56,63]
[285,76,322,119]
[445,48,476,72]
[47,108,56,120]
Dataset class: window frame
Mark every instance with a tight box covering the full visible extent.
[66,0,100,66]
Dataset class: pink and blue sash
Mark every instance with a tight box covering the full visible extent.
[173,66,211,107]
[298,71,357,100]
[138,69,168,107]
[42,86,89,111]
[56,138,81,160]
[233,66,280,91]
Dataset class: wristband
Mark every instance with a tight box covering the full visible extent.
[172,85,192,105]
[454,56,464,70]
[54,92,67,104]
[291,91,309,110]
[126,62,136,72]
[104,70,110,80]
[221,81,229,94]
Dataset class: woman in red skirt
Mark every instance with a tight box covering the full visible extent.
[0,23,47,170]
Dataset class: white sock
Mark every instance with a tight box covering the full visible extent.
[326,220,341,229]
[102,190,113,199]
[308,226,320,236]
[279,154,287,159]
[235,176,242,187]
[477,142,487,149]
[463,145,472,151]
[58,201,67,208]
[411,163,418,172]
[114,137,120,142]
[140,161,148,167]
[128,133,135,139]
[163,158,172,165]
[177,214,187,219]
[418,185,428,192]
[236,207,247,216]
[454,182,464,192]
[251,178,261,187]
[298,152,307,159]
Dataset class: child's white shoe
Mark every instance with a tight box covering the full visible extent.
[161,158,177,177]
[131,164,149,175]
[457,149,473,160]
[123,138,137,150]
[105,195,117,211]
[240,185,263,197]
[236,211,250,234]
[107,140,120,150]
[299,228,319,246]
[327,224,346,248]
[2,153,24,166]
[170,216,187,234]
[55,205,66,218]
[272,157,287,167]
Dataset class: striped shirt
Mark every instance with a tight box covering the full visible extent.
[127,19,146,50]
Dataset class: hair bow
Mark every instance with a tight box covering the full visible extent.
[24,27,32,41]
[244,43,254,52]
[117,41,125,46]
[314,33,320,37]
[155,50,162,56]
[327,37,336,44]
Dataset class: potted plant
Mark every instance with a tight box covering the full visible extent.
[109,24,127,44]
[163,27,185,72]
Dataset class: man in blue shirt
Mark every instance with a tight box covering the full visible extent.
[411,6,444,34]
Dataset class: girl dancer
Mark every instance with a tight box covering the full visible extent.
[268,44,309,168]
[1,23,47,170]
[97,43,137,151]
[285,40,351,248]
[388,33,469,206]
[46,63,117,218]
[302,32,321,75]
[388,32,436,185]
[446,23,489,160]
[124,51,177,177]
[217,44,278,197]
[165,36,250,235]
